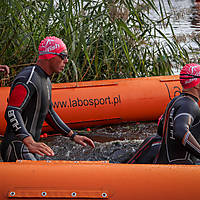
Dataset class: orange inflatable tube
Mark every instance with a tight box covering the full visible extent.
[0,75,181,134]
[0,160,200,200]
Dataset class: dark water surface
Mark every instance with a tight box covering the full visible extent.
[39,122,158,163]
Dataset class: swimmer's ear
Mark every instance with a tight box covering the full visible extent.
[197,82,200,88]
[194,82,200,90]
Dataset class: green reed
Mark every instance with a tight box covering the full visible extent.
[0,0,194,85]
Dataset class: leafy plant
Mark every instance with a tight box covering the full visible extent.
[0,0,193,85]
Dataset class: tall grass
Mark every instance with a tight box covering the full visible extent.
[0,0,193,85]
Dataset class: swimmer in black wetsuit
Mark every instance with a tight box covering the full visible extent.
[155,63,200,164]
[1,36,95,162]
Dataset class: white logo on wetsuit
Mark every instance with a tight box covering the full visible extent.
[169,108,175,140]
[8,110,21,131]
[47,85,50,101]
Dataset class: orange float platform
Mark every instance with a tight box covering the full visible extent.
[0,160,199,200]
[0,75,181,135]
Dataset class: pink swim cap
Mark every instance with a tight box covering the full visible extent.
[38,36,67,59]
[180,63,200,89]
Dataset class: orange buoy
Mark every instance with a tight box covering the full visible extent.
[0,160,200,200]
[0,75,181,135]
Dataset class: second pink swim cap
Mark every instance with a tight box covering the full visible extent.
[180,63,200,89]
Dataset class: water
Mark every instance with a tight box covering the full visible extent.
[159,0,199,33]
[40,122,158,163]
[153,0,200,47]
[149,0,200,74]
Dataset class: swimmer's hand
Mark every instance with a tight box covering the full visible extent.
[23,136,54,157]
[68,131,95,148]
[0,65,9,76]
[73,135,95,148]
[68,130,95,148]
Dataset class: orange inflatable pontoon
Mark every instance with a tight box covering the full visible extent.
[0,160,199,200]
[0,75,181,134]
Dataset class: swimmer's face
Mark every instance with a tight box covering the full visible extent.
[49,50,68,73]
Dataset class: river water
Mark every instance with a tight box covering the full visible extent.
[156,0,200,36]
[151,0,200,74]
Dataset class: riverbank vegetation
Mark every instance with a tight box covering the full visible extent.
[0,0,198,85]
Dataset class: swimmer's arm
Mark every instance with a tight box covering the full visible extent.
[174,113,200,159]
[5,106,32,140]
[45,102,72,135]
[5,81,36,140]
[183,132,200,159]
[46,103,95,148]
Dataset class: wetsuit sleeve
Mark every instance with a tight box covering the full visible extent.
[45,102,71,136]
[173,100,200,159]
[5,82,36,141]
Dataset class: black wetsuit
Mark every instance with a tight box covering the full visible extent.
[155,93,200,164]
[1,65,71,161]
